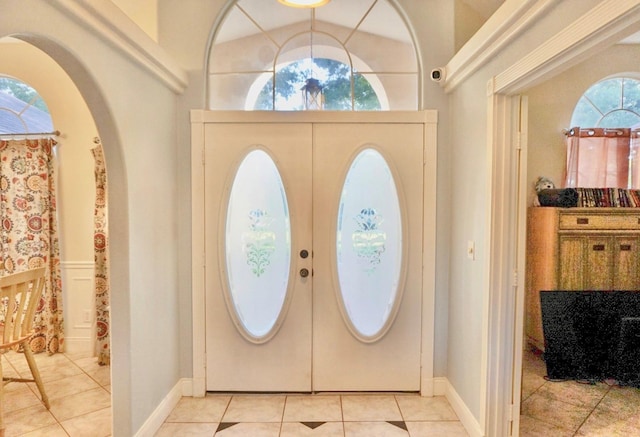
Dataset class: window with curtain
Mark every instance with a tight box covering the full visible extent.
[565,77,640,188]
[0,76,64,354]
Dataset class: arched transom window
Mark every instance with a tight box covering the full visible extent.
[208,0,419,111]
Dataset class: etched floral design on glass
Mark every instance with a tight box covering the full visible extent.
[352,208,386,274]
[336,148,402,338]
[225,149,291,339]
[243,209,276,277]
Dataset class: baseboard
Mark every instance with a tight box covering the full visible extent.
[63,337,93,355]
[433,377,448,396]
[133,378,190,437]
[443,378,485,437]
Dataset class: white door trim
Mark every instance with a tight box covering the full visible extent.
[190,110,438,397]
[484,2,640,436]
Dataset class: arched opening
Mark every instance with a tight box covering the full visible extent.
[0,33,130,434]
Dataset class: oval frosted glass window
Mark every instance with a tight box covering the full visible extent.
[336,148,402,340]
[225,150,291,340]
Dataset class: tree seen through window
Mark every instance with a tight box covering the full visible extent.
[254,58,381,111]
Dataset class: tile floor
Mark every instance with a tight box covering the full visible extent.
[520,347,640,436]
[2,350,469,437]
[156,392,468,436]
[1,350,111,437]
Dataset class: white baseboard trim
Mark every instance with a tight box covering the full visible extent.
[433,377,448,396]
[63,337,93,355]
[133,378,190,437]
[443,378,485,437]
[180,378,193,397]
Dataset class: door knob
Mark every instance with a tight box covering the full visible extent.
[300,268,310,278]
[300,249,309,259]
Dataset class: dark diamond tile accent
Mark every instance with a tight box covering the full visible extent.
[216,422,239,432]
[301,421,326,429]
[387,420,408,431]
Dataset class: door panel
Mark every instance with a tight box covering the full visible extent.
[205,123,313,391]
[312,123,424,391]
[204,119,424,392]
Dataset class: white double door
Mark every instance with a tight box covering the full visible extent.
[204,114,426,392]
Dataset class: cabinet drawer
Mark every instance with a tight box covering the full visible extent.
[559,213,640,230]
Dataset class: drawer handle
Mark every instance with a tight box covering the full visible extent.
[620,244,632,251]
[592,244,605,251]
[577,218,589,225]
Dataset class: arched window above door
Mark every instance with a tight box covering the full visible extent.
[207,0,419,111]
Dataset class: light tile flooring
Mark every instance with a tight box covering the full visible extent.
[520,347,640,436]
[2,350,469,437]
[156,392,469,436]
[1,350,111,437]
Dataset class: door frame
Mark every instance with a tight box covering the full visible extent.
[190,110,438,396]
[481,3,640,436]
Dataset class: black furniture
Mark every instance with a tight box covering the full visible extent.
[540,290,640,386]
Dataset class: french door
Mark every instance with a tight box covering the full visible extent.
[197,112,432,392]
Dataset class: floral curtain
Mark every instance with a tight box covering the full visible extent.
[92,141,110,366]
[564,127,631,188]
[0,138,64,354]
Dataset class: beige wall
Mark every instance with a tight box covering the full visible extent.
[454,0,486,52]
[526,43,640,205]
[112,0,158,41]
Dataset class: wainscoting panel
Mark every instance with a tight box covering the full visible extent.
[61,261,96,355]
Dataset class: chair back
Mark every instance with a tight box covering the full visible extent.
[0,267,46,349]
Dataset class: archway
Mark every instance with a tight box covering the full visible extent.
[1,33,131,434]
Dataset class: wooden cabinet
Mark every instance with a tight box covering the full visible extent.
[526,207,640,351]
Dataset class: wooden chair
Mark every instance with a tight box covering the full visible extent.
[0,267,50,436]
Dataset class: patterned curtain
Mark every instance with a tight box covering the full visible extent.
[92,141,110,365]
[0,138,64,354]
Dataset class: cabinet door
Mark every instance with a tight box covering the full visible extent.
[559,236,585,290]
[614,236,640,289]
[586,236,614,290]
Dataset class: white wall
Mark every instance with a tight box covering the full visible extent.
[526,43,640,205]
[0,1,181,435]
